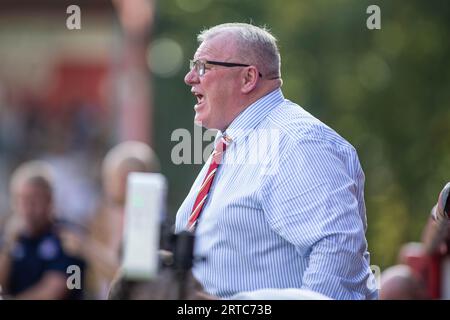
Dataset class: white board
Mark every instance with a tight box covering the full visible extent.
[121,172,167,280]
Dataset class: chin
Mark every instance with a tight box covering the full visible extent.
[194,116,209,128]
[194,118,203,127]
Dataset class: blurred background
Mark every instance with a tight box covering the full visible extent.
[0,0,449,290]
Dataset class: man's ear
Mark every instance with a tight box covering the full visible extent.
[241,67,259,94]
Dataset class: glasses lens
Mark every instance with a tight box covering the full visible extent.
[198,61,205,76]
[189,60,206,76]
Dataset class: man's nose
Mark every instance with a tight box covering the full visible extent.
[184,68,199,86]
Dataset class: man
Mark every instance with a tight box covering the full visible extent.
[0,161,83,299]
[175,23,377,300]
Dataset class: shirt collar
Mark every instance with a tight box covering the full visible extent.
[219,88,284,144]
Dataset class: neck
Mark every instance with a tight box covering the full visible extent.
[25,224,51,238]
[242,81,281,111]
[221,84,281,132]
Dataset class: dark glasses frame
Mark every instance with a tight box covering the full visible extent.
[189,59,263,77]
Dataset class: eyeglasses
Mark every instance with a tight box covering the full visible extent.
[189,59,262,77]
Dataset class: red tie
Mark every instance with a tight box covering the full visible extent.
[187,136,229,231]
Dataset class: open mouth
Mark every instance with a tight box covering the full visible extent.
[193,92,205,105]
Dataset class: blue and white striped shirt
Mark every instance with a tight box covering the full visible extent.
[175,88,378,300]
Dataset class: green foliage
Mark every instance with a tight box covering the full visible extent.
[152,0,450,269]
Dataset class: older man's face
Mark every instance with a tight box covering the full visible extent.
[184,34,242,131]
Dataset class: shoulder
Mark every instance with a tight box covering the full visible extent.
[263,100,357,156]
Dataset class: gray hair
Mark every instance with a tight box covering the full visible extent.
[197,23,281,79]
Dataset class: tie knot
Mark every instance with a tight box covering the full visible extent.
[212,136,230,164]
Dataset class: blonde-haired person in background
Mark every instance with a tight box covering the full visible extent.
[60,141,160,299]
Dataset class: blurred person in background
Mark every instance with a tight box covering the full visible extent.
[422,183,450,258]
[380,182,450,299]
[379,264,428,300]
[60,141,160,299]
[0,160,84,299]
